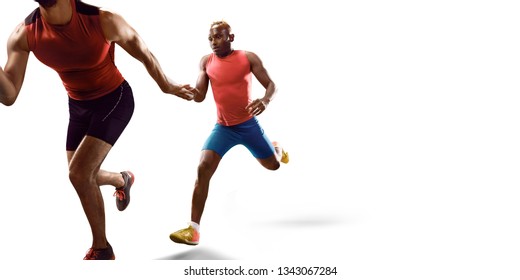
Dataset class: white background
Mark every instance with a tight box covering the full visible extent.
[1,0,519,279]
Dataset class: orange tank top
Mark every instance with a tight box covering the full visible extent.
[206,50,253,126]
[24,0,124,101]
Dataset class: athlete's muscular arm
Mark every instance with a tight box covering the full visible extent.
[245,51,277,116]
[193,55,210,103]
[0,23,30,106]
[99,10,195,100]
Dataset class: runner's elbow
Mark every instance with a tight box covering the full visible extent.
[1,95,17,106]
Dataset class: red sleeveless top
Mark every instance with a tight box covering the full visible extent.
[25,0,124,100]
[206,50,253,126]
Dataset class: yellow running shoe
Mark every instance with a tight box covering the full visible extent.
[281,149,289,164]
[169,226,199,246]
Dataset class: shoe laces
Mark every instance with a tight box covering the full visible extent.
[113,188,126,201]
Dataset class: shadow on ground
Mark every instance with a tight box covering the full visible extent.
[256,215,347,228]
[155,247,235,260]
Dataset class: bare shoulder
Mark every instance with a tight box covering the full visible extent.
[199,54,211,68]
[244,50,259,59]
[99,9,132,42]
[244,51,263,66]
[8,22,29,52]
[201,54,211,62]
[99,8,117,19]
[99,9,122,28]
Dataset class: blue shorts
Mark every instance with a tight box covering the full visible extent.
[66,80,134,151]
[202,117,275,159]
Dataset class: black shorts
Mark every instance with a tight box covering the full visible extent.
[66,80,134,151]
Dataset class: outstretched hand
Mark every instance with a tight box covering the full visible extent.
[171,84,199,101]
[246,98,269,116]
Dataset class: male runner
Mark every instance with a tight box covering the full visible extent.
[0,0,196,259]
[169,20,288,246]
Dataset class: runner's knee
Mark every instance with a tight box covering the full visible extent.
[69,166,95,188]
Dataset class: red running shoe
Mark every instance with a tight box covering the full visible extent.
[83,243,115,260]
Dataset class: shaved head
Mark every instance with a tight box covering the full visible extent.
[211,20,231,32]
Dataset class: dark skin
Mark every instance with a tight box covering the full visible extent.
[189,23,282,225]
